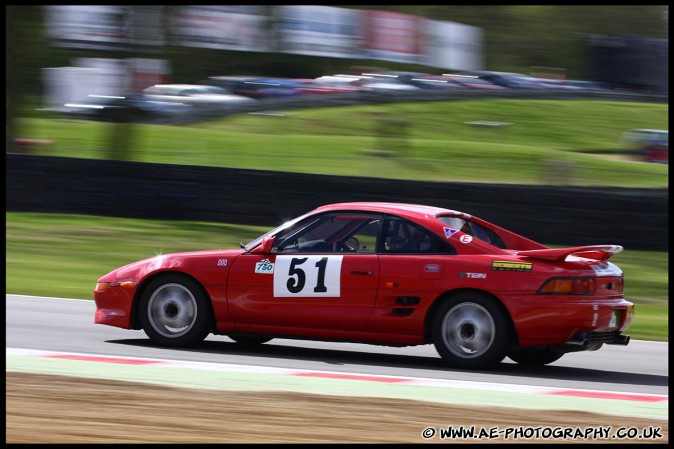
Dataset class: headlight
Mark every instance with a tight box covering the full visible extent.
[94,280,137,292]
[95,282,110,292]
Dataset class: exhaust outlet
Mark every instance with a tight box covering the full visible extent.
[609,334,630,346]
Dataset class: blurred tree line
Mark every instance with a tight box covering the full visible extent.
[5,5,668,153]
[168,5,670,83]
[354,5,668,76]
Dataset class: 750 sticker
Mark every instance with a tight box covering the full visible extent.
[273,255,343,297]
[255,259,274,274]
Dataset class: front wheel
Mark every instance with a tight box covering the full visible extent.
[508,346,564,366]
[139,274,212,347]
[432,293,511,370]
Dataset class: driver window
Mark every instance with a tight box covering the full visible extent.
[273,213,382,254]
[347,219,380,253]
[382,218,443,254]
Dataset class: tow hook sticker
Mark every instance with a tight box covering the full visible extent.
[443,227,458,239]
[255,259,275,274]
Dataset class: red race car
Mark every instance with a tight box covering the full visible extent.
[94,202,634,370]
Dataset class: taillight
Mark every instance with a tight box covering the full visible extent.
[538,277,597,295]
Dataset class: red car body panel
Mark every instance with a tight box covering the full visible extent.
[227,253,379,331]
[94,202,633,352]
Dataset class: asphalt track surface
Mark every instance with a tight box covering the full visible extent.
[6,294,667,397]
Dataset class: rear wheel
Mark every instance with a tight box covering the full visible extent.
[508,346,564,366]
[139,274,211,347]
[432,293,511,370]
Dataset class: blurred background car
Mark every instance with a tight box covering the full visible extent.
[547,80,610,90]
[360,71,442,90]
[350,75,421,91]
[202,75,308,99]
[530,78,586,90]
[201,75,265,92]
[468,71,547,89]
[292,78,361,95]
[439,74,507,89]
[404,75,464,89]
[313,75,373,93]
[227,78,307,99]
[622,128,669,164]
[58,93,192,123]
[142,84,256,109]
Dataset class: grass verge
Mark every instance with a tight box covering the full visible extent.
[16,99,668,187]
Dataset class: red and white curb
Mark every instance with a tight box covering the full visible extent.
[6,348,667,404]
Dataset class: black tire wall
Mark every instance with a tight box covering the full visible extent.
[6,154,668,251]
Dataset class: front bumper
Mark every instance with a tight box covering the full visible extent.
[93,287,135,329]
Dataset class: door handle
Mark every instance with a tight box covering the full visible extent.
[350,270,373,276]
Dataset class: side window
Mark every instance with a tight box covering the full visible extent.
[273,216,335,253]
[273,213,382,254]
[438,216,506,249]
[381,218,454,254]
[460,221,506,249]
[342,218,380,253]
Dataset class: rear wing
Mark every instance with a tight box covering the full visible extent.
[517,245,623,262]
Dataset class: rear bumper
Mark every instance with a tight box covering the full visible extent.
[556,330,630,354]
[508,296,634,347]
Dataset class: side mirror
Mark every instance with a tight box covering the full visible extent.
[252,235,275,254]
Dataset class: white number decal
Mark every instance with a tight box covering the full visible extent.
[273,255,343,297]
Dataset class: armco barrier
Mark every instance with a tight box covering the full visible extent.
[6,154,668,251]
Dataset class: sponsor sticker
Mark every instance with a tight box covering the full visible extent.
[217,259,228,266]
[443,227,458,239]
[491,260,533,272]
[460,272,487,279]
[459,235,473,244]
[255,259,275,274]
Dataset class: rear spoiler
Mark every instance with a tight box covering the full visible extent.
[517,245,623,262]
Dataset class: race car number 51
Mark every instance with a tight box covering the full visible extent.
[274,255,343,297]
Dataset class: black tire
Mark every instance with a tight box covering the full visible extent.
[508,346,564,366]
[229,336,273,345]
[432,293,511,370]
[139,274,211,347]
